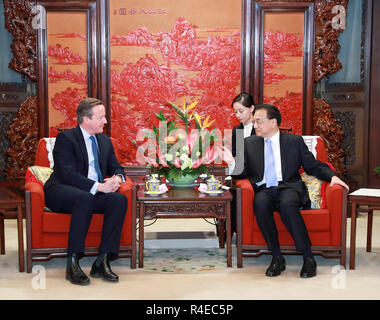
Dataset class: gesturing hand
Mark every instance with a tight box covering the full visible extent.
[218,146,235,166]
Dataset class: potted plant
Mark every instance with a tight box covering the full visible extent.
[136,99,218,186]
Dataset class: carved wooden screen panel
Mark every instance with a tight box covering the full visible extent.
[242,1,314,134]
[37,1,98,137]
[109,0,242,165]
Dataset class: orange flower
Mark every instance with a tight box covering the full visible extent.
[164,136,176,144]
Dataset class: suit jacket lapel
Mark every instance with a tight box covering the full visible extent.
[250,126,255,137]
[74,126,89,169]
[247,137,264,180]
[95,134,104,172]
[258,138,264,179]
[279,132,287,178]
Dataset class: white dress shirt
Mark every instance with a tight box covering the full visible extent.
[243,121,253,139]
[228,129,283,185]
[257,130,283,186]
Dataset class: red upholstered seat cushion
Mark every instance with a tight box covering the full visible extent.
[255,209,330,233]
[42,211,104,233]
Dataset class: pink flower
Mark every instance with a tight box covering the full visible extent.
[187,130,200,152]
[144,155,158,168]
[174,157,181,168]
[158,149,169,167]
[198,183,207,192]
[159,184,168,193]
[192,158,203,168]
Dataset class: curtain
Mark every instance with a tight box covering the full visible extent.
[329,0,362,83]
[0,1,22,83]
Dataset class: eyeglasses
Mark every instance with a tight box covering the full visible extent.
[252,118,270,126]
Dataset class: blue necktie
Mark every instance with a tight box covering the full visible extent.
[264,138,278,187]
[90,136,104,183]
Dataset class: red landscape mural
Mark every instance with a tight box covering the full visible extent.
[45,5,306,165]
[109,17,241,164]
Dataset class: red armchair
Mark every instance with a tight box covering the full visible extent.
[234,136,348,268]
[25,138,136,273]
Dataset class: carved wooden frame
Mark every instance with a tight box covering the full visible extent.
[242,0,315,134]
[36,0,109,138]
[2,0,37,82]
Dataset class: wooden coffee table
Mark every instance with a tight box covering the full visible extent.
[349,188,380,269]
[137,186,233,268]
[0,186,25,272]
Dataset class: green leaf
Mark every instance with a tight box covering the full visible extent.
[168,120,176,133]
[156,111,170,122]
[168,101,186,118]
[152,125,159,140]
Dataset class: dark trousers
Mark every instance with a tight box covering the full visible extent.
[45,184,127,260]
[254,185,311,253]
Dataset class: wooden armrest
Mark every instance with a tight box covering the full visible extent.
[233,178,254,203]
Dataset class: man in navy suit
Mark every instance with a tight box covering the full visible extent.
[225,104,348,278]
[44,98,127,285]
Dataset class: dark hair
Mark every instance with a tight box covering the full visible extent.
[254,104,281,126]
[231,93,255,108]
[77,98,103,124]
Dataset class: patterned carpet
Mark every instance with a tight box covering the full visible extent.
[142,248,230,273]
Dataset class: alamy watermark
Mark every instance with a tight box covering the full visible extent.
[31,4,46,30]
[331,265,346,290]
[31,265,46,290]
[332,5,346,30]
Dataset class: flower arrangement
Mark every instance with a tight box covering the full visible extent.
[375,166,380,176]
[137,99,219,185]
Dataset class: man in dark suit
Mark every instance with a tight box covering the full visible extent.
[44,98,127,285]
[225,104,348,278]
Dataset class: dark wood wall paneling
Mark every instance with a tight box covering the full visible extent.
[324,0,373,188]
[0,83,27,112]
[0,83,27,181]
[368,0,380,187]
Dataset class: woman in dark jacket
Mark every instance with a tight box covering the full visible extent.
[231,93,256,157]
[219,93,256,238]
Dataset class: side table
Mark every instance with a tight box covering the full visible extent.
[349,188,380,270]
[137,186,233,268]
[0,186,25,272]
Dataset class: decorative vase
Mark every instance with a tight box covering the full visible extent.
[165,170,199,187]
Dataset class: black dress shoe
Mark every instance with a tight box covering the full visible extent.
[300,257,317,278]
[66,254,90,286]
[266,256,286,277]
[90,254,119,282]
